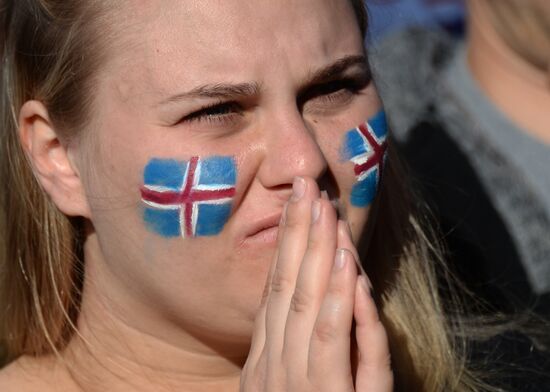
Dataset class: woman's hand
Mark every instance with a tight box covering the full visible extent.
[241,177,393,391]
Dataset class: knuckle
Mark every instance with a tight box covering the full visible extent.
[289,287,313,314]
[360,351,392,371]
[312,319,339,343]
[270,269,294,294]
[327,283,347,298]
[305,234,322,252]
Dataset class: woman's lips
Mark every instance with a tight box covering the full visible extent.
[245,225,279,244]
[240,214,281,247]
[237,198,343,248]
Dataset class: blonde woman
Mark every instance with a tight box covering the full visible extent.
[0,0,499,391]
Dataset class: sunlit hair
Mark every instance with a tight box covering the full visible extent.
[1,1,483,390]
[483,0,550,71]
[0,0,114,358]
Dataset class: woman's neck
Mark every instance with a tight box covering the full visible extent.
[60,232,244,392]
[466,1,550,144]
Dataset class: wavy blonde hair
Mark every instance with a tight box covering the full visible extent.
[1,1,484,390]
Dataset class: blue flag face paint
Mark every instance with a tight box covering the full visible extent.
[341,111,388,207]
[140,156,237,238]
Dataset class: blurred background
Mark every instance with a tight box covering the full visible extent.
[365,0,465,40]
[366,0,550,318]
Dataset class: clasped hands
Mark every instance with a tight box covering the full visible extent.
[241,177,393,392]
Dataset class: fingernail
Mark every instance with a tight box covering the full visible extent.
[291,177,306,201]
[311,200,321,224]
[334,249,348,271]
[320,190,329,200]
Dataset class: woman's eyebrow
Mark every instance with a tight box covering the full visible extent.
[158,82,261,106]
[157,55,367,107]
[301,54,370,88]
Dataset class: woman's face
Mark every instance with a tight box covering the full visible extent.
[80,0,383,345]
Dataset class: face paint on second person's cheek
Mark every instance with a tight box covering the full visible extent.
[340,111,388,207]
[140,156,237,238]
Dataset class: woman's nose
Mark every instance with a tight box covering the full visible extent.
[256,111,328,188]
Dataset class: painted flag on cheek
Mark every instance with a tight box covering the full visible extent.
[140,156,237,238]
[342,111,388,207]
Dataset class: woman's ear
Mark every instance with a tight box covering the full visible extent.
[19,100,92,218]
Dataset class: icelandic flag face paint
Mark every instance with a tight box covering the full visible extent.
[341,111,388,207]
[140,156,237,238]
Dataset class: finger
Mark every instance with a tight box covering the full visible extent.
[354,277,393,392]
[246,204,287,365]
[307,248,357,389]
[264,203,289,302]
[337,220,370,283]
[264,177,320,357]
[282,198,337,371]
[336,220,369,376]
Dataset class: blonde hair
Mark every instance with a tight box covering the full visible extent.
[1,1,483,390]
[0,0,111,357]
[484,0,550,71]
[363,145,487,391]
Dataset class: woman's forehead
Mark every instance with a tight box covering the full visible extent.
[104,0,363,99]
[116,0,358,36]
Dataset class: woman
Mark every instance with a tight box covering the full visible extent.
[0,1,478,391]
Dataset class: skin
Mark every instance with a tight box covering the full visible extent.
[2,0,392,390]
[467,0,550,144]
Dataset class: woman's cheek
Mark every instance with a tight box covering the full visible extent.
[339,110,388,208]
[140,155,237,239]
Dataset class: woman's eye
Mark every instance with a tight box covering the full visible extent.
[301,76,370,111]
[317,81,353,100]
[316,84,354,103]
[182,101,243,125]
